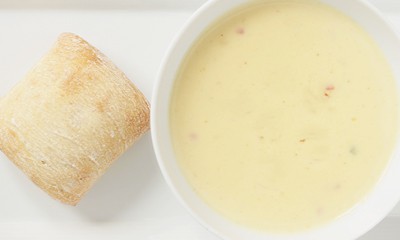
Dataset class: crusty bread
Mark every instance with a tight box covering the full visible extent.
[0,33,150,205]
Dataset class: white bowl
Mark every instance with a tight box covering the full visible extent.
[151,0,400,239]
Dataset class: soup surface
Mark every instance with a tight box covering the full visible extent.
[170,0,398,232]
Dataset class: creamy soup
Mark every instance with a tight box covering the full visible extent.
[170,0,399,232]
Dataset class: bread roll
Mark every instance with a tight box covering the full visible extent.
[0,33,150,205]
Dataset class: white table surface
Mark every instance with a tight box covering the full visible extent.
[0,1,399,239]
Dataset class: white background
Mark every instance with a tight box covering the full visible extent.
[0,0,399,239]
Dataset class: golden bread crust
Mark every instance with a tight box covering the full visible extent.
[0,33,150,205]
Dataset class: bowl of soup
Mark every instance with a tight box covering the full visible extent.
[151,0,400,239]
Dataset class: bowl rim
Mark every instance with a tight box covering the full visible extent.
[151,0,400,239]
